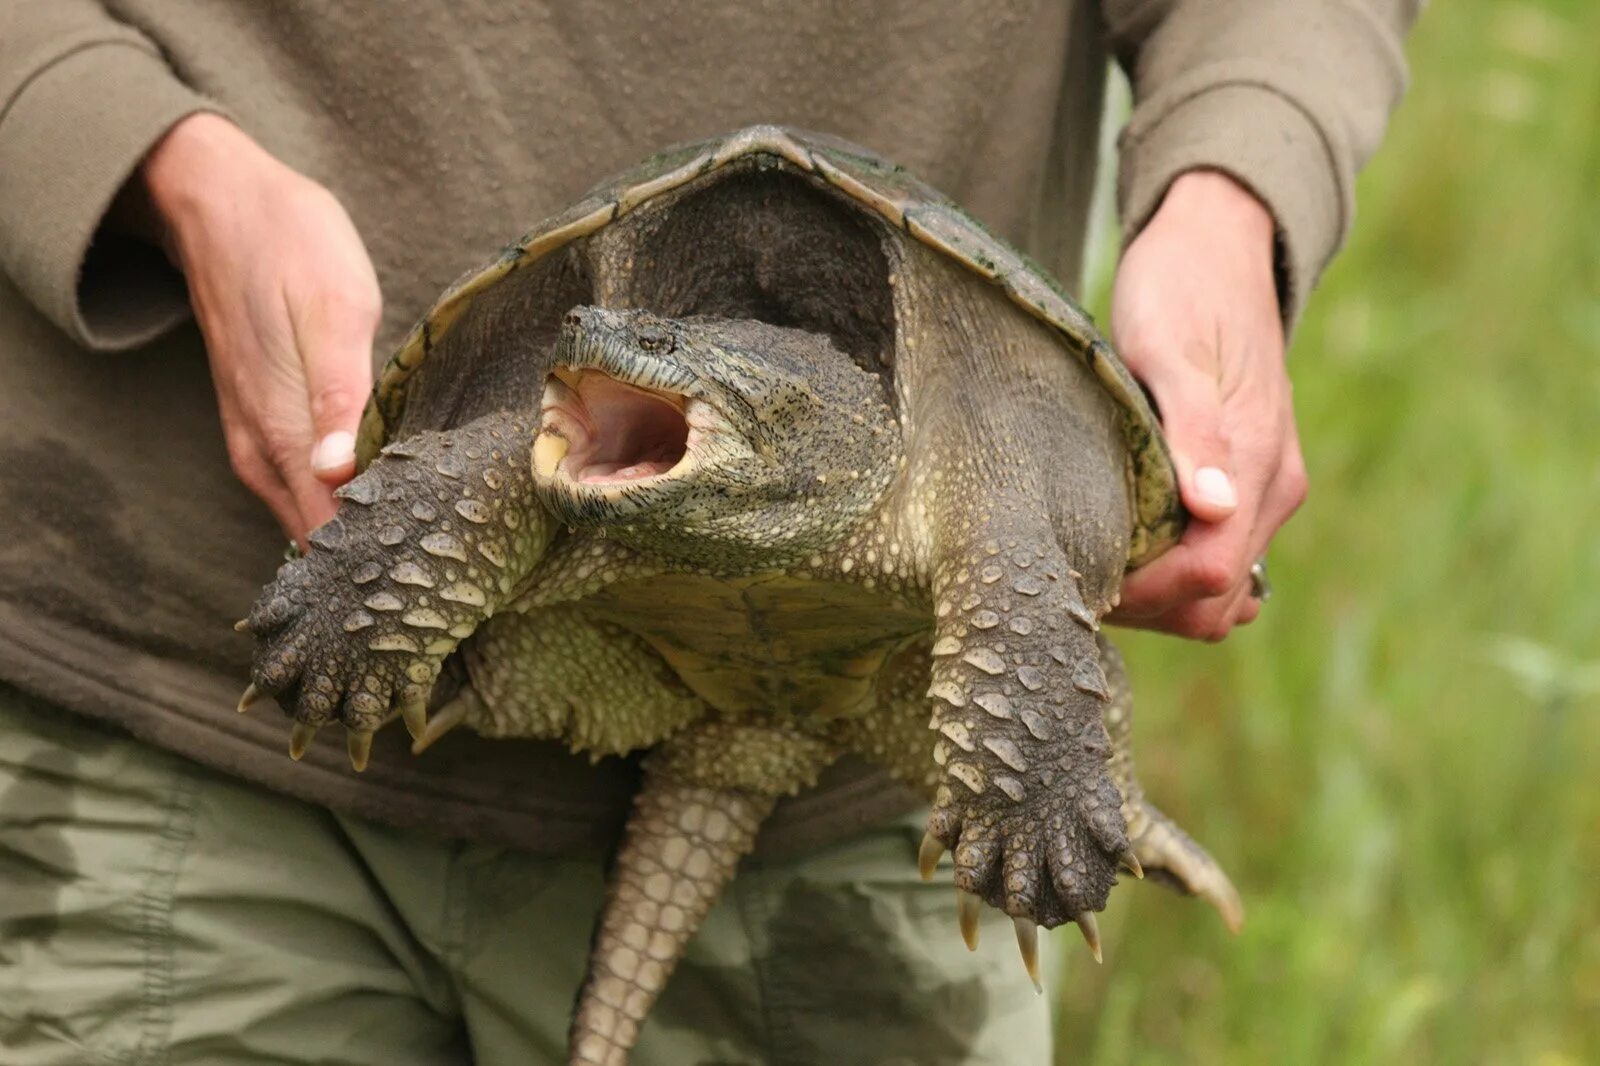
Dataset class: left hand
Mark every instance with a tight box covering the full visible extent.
[1108,169,1308,640]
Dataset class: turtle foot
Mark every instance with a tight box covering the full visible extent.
[239,535,446,770]
[237,413,547,770]
[920,544,1135,987]
[925,752,1127,988]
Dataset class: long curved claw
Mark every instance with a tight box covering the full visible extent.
[410,696,468,755]
[237,683,260,714]
[1215,885,1245,935]
[1119,849,1144,880]
[400,700,428,743]
[347,730,373,773]
[1074,911,1103,964]
[1185,873,1245,936]
[918,832,947,882]
[288,722,319,761]
[957,889,982,951]
[233,617,251,633]
[1014,917,1042,993]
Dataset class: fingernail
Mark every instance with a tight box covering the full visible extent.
[1193,466,1238,510]
[312,430,355,474]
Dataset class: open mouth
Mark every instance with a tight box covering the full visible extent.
[535,368,692,485]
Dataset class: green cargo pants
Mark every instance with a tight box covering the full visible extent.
[0,689,1053,1065]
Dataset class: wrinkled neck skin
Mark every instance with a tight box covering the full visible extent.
[531,306,905,576]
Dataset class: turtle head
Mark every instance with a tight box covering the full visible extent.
[533,306,898,566]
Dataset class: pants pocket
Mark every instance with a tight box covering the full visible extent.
[0,688,200,1066]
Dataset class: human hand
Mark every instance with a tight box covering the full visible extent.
[1108,169,1307,640]
[141,113,380,548]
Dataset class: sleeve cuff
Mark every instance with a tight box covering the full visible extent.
[1116,77,1347,330]
[0,40,213,351]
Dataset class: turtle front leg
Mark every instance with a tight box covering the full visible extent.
[919,505,1135,983]
[888,246,1160,979]
[239,410,554,767]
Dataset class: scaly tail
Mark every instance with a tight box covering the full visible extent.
[568,722,833,1065]
[567,780,770,1065]
[1099,635,1244,933]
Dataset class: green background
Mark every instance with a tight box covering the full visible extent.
[1061,2,1600,1062]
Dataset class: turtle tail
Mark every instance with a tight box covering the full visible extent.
[567,775,774,1066]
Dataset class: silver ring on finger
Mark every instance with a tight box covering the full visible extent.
[1249,558,1272,602]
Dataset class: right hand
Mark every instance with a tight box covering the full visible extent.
[141,113,381,547]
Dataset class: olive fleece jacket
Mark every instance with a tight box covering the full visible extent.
[0,0,1417,854]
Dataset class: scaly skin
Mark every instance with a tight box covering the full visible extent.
[839,635,1242,936]
[921,506,1129,932]
[435,608,706,756]
[569,776,769,1066]
[569,722,835,1066]
[242,412,553,761]
[883,240,1143,957]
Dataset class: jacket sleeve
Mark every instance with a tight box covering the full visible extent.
[0,0,216,351]
[1104,0,1421,324]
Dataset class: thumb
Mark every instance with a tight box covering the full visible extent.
[303,293,380,485]
[1151,368,1238,524]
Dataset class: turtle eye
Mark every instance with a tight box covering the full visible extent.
[635,325,676,353]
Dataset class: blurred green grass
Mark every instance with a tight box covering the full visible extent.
[1060,2,1600,1062]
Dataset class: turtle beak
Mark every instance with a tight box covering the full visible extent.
[534,367,694,489]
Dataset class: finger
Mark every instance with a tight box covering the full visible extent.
[1111,471,1267,628]
[295,285,380,486]
[283,465,340,540]
[1213,420,1304,619]
[1116,385,1292,621]
[254,471,306,543]
[1120,442,1300,638]
[1200,443,1300,634]
[223,425,306,543]
[1234,588,1263,626]
[1116,505,1257,617]
[1117,565,1253,641]
[232,379,335,546]
[1139,348,1239,524]
[219,340,340,544]
[1257,431,1309,537]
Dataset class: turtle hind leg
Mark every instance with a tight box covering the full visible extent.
[1124,800,1244,935]
[568,722,836,1066]
[413,608,707,755]
[1098,634,1244,933]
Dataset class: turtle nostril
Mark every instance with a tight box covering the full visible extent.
[562,309,583,328]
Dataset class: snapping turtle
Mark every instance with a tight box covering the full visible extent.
[240,126,1241,1064]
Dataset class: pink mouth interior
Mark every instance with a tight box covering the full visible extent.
[559,370,689,483]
